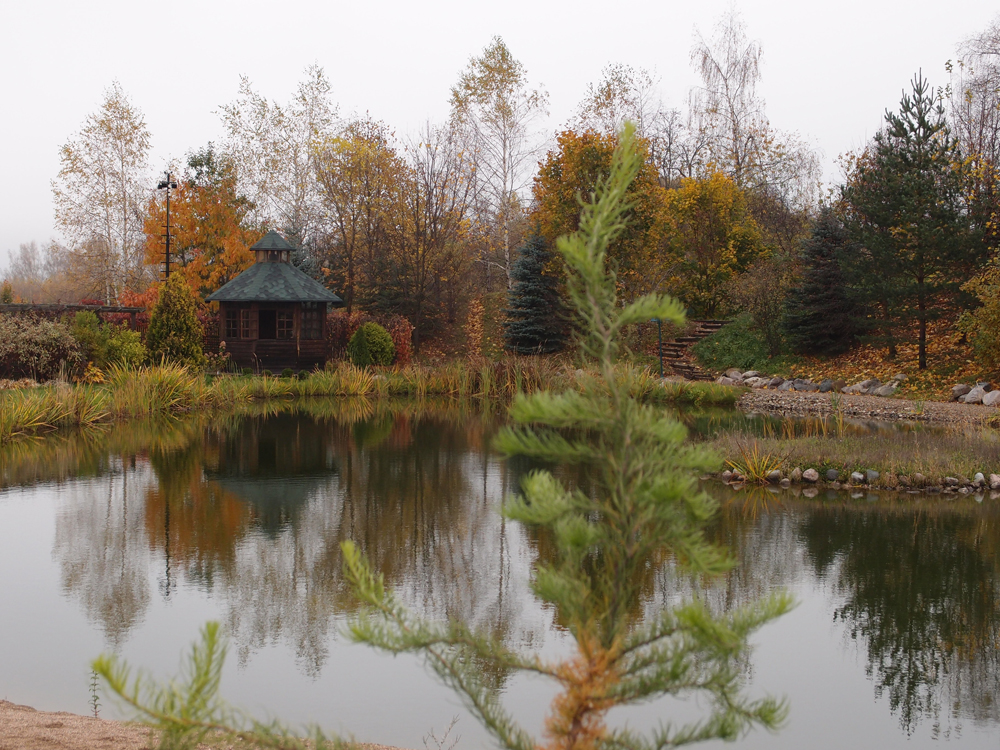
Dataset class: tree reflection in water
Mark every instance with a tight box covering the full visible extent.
[45,403,547,681]
[30,408,1000,733]
[799,499,1000,735]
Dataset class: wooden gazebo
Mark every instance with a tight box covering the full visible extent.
[206,231,343,372]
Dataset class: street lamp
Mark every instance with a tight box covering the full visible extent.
[157,172,178,280]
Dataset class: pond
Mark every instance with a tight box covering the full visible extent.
[0,402,997,748]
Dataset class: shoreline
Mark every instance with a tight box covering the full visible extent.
[736,388,997,425]
[0,699,405,750]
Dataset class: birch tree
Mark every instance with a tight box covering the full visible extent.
[51,82,152,302]
[220,65,339,254]
[450,37,547,288]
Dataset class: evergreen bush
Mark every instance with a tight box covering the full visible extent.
[281,368,294,378]
[146,274,206,368]
[503,235,566,354]
[361,322,395,366]
[346,325,372,367]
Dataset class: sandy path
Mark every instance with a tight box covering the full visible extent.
[0,700,406,750]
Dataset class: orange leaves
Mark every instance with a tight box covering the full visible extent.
[543,637,619,750]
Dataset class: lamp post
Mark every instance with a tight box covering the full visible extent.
[156,172,178,280]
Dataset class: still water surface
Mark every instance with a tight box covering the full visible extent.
[0,402,997,748]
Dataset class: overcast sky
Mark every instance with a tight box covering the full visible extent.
[2,0,998,271]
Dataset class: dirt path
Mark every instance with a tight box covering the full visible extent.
[737,389,997,426]
[0,700,406,750]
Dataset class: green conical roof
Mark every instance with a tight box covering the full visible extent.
[251,230,295,251]
[206,231,342,304]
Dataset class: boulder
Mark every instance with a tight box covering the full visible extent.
[983,390,1000,407]
[866,469,880,484]
[872,383,897,397]
[978,381,993,392]
[825,469,839,482]
[962,385,987,404]
[778,380,795,391]
[744,376,767,388]
[725,368,744,381]
[898,475,911,487]
[779,478,791,488]
[990,473,1000,491]
[742,371,760,379]
[768,376,785,388]
[766,469,783,483]
[830,481,842,490]
[818,379,834,393]
[892,373,907,382]
[951,384,972,401]
[796,381,820,392]
[790,467,802,483]
[850,471,865,484]
[802,468,819,483]
[832,379,847,392]
[944,476,960,486]
[721,469,733,483]
[716,376,738,386]
[913,472,926,486]
[858,378,881,394]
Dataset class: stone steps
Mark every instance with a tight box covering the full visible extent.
[662,319,729,382]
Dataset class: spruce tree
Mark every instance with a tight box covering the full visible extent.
[146,273,206,367]
[503,234,566,354]
[783,208,857,355]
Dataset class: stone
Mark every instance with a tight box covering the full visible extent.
[962,385,987,404]
[778,380,795,391]
[766,469,783,483]
[973,472,984,487]
[850,471,865,484]
[872,383,897,397]
[797,381,820,392]
[832,379,847,393]
[802,487,819,498]
[927,486,942,493]
[742,371,760,379]
[892,373,907,382]
[990,473,1000,490]
[768,376,785,388]
[978,381,993,392]
[898,475,911,487]
[790,467,802,483]
[842,383,862,394]
[830,481,841,490]
[944,476,960,486]
[825,469,839,482]
[779,478,791,488]
[951,383,972,401]
[725,368,744,381]
[858,378,881,394]
[913,472,926,486]
[959,486,971,494]
[716,376,738,386]
[866,469,880,484]
[744,377,767,388]
[818,379,834,393]
[983,390,1000,407]
[802,468,819,483]
[721,469,733,483]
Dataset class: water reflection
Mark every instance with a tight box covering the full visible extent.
[798,499,1000,734]
[0,405,994,740]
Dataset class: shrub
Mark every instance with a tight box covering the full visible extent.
[0,314,83,381]
[346,326,372,367]
[297,370,309,381]
[262,369,272,377]
[281,368,294,378]
[242,367,252,376]
[71,311,108,365]
[360,322,394,366]
[106,326,146,368]
[328,311,412,363]
[146,274,206,367]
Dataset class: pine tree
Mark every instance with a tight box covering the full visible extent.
[503,234,566,354]
[783,208,857,355]
[840,72,978,368]
[146,273,206,367]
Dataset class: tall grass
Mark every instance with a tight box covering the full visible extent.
[0,358,738,444]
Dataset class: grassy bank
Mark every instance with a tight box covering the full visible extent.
[0,360,739,443]
[710,424,1000,487]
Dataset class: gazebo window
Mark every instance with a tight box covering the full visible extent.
[302,304,323,340]
[225,308,252,339]
[277,310,294,340]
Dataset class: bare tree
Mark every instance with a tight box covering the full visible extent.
[220,64,339,253]
[51,82,152,302]
[450,36,547,288]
